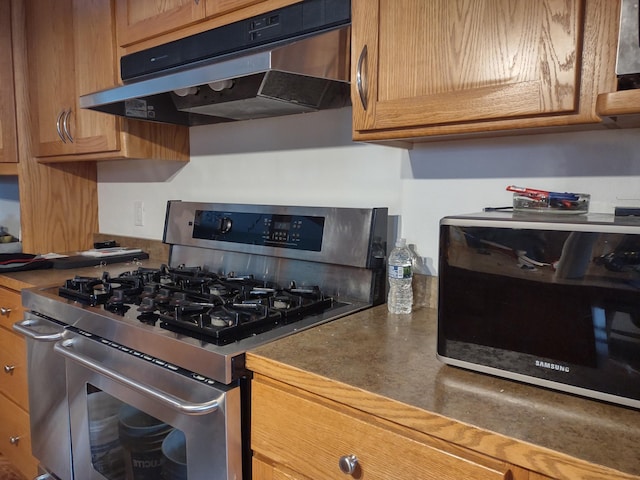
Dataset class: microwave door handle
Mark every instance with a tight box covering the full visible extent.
[13,320,65,342]
[54,339,221,415]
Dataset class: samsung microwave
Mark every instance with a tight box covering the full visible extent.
[438,211,640,409]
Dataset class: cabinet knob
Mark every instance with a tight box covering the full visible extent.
[8,436,20,445]
[0,307,11,316]
[338,454,359,475]
[3,365,15,374]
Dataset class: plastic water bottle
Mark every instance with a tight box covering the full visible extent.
[387,238,413,314]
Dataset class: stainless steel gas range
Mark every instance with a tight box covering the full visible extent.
[14,201,388,480]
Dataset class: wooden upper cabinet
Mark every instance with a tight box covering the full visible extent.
[0,0,18,164]
[116,0,265,47]
[27,0,117,158]
[26,0,189,162]
[351,0,620,141]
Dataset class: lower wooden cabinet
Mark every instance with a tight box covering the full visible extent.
[252,376,516,480]
[0,286,37,479]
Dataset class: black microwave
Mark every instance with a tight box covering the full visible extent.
[438,212,640,409]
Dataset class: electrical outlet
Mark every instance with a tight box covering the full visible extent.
[134,201,144,226]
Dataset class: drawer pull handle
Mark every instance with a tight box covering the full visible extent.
[0,307,11,316]
[3,365,15,374]
[338,454,359,475]
[9,436,20,445]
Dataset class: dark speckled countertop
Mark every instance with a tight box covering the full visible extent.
[247,305,640,480]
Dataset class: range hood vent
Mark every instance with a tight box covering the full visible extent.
[79,0,351,126]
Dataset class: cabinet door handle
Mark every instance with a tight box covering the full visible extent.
[3,365,15,374]
[62,109,74,143]
[56,111,67,143]
[356,44,368,110]
[8,436,20,445]
[338,454,359,475]
[0,307,11,316]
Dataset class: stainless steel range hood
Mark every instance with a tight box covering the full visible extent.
[79,25,351,126]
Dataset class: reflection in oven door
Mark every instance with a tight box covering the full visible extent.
[55,330,241,480]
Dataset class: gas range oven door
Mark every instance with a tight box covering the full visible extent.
[54,329,242,480]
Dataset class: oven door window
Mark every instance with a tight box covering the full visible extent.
[86,386,186,480]
[58,333,242,480]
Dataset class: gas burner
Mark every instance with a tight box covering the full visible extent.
[56,267,338,343]
[158,302,283,345]
[59,274,112,306]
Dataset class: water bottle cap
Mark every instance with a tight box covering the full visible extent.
[395,238,406,247]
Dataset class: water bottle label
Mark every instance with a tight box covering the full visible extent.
[389,265,412,279]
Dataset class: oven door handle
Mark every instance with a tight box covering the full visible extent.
[54,339,221,415]
[13,319,65,342]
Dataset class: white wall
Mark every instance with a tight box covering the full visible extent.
[98,107,640,274]
[0,177,21,238]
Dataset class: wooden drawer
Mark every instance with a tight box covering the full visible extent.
[252,379,512,480]
[0,392,37,479]
[0,328,28,408]
[0,286,23,331]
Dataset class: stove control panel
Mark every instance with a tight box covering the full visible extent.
[192,209,324,251]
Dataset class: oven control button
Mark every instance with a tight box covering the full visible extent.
[166,364,179,371]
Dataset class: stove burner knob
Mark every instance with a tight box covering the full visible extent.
[109,290,126,304]
[219,217,232,234]
[137,297,156,313]
[141,284,158,297]
[155,288,172,303]
[170,292,189,306]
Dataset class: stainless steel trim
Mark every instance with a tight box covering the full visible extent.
[55,339,222,415]
[437,354,640,410]
[440,211,640,234]
[164,201,387,269]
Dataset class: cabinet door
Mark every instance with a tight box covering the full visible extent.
[27,0,120,158]
[252,379,512,480]
[0,391,38,479]
[116,0,207,47]
[352,0,583,135]
[26,0,76,156]
[0,0,18,164]
[0,329,28,408]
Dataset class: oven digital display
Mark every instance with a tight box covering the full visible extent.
[273,221,291,231]
[192,210,324,251]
